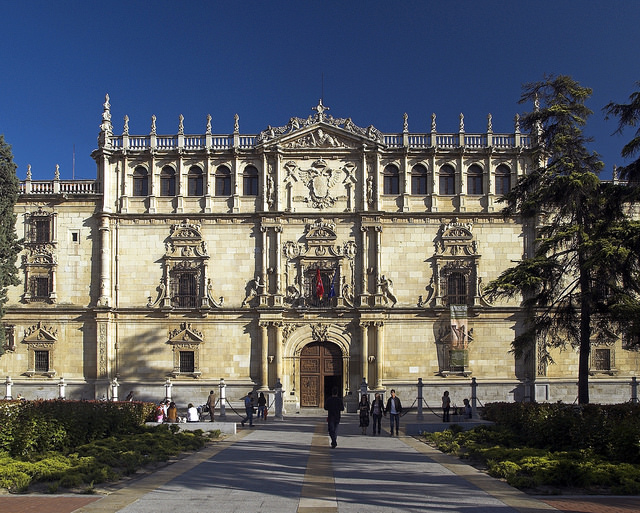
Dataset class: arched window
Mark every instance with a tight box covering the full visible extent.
[439,165,455,195]
[187,167,203,197]
[383,164,399,194]
[411,164,428,195]
[495,164,511,196]
[446,272,467,305]
[160,166,176,196]
[243,166,259,196]
[215,166,231,196]
[467,164,483,195]
[133,166,148,197]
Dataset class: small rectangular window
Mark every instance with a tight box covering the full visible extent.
[71,231,79,243]
[34,350,49,372]
[179,351,195,373]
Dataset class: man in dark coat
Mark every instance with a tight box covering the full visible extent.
[385,389,402,436]
[324,386,344,448]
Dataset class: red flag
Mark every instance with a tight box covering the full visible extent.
[315,268,324,299]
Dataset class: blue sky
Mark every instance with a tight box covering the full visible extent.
[2,1,639,181]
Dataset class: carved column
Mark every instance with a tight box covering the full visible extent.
[360,321,370,383]
[359,226,369,306]
[374,225,384,306]
[274,321,283,383]
[361,149,369,211]
[273,226,283,306]
[98,215,111,307]
[260,226,268,307]
[375,321,384,389]
[259,321,269,390]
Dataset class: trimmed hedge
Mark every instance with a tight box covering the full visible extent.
[482,402,640,463]
[0,400,155,457]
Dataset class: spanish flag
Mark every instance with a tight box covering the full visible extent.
[316,268,324,300]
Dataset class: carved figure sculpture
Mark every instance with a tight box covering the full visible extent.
[379,275,397,306]
[241,275,265,307]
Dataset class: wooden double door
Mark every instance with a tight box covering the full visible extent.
[300,342,343,407]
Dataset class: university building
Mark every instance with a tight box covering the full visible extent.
[2,96,635,409]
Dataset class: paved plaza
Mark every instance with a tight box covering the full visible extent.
[1,413,639,513]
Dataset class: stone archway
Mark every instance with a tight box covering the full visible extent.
[300,341,343,407]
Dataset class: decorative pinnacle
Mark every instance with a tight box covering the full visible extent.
[312,99,329,121]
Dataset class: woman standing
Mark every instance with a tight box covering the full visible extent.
[358,394,370,435]
[442,391,451,422]
[370,393,384,436]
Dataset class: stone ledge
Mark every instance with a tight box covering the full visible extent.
[146,421,237,434]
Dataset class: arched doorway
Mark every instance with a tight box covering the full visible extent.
[300,341,343,407]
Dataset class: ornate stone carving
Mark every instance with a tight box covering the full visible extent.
[168,322,204,343]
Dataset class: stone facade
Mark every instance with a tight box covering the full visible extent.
[2,97,637,409]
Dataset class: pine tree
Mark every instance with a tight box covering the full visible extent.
[484,75,635,404]
[604,81,640,183]
[0,135,22,354]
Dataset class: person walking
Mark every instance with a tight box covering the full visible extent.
[206,390,216,422]
[442,390,451,422]
[257,392,267,421]
[358,394,370,435]
[385,389,402,436]
[370,392,384,436]
[324,386,344,448]
[241,391,254,427]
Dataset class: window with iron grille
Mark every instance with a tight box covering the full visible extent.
[34,350,49,372]
[33,218,51,242]
[593,348,611,371]
[179,351,195,373]
[446,272,467,305]
[31,276,49,300]
[172,271,198,308]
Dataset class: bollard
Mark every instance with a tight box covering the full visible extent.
[164,378,173,402]
[58,377,66,399]
[417,378,424,420]
[470,377,477,419]
[111,377,119,401]
[274,378,284,420]
[632,377,638,404]
[219,378,226,418]
[4,376,13,400]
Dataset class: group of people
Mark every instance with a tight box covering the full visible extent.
[326,388,474,448]
[441,391,472,422]
[153,389,218,424]
[240,391,268,427]
[357,389,403,436]
[325,388,404,448]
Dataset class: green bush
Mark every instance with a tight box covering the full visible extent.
[424,403,640,493]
